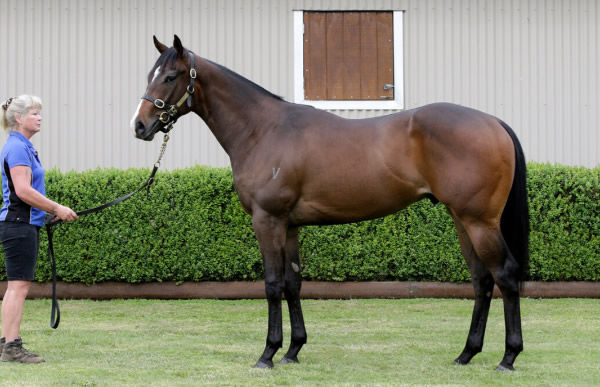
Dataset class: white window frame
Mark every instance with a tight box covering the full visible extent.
[293,10,404,110]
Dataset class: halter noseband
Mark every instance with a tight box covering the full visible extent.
[142,51,197,132]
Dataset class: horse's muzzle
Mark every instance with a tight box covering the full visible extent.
[134,119,161,141]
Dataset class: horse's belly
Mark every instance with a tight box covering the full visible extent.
[289,181,421,226]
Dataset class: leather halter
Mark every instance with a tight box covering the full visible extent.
[142,51,197,132]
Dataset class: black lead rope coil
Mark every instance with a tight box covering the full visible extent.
[44,165,158,329]
[44,156,166,328]
[45,165,158,329]
[44,132,170,328]
[46,224,60,329]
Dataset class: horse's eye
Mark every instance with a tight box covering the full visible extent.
[164,74,177,83]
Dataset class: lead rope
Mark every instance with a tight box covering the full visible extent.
[154,133,170,169]
[46,132,171,329]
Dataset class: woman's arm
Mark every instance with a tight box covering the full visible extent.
[10,165,78,222]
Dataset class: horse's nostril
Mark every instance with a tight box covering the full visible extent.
[135,120,145,134]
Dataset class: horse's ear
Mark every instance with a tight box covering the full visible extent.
[153,35,168,53]
[173,35,184,57]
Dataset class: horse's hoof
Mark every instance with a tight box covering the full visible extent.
[453,356,470,366]
[253,359,274,369]
[280,356,299,365]
[496,364,515,372]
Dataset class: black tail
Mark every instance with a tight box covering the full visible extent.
[499,121,530,281]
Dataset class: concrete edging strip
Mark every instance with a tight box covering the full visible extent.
[1,281,599,300]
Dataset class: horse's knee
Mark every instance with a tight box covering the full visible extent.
[283,278,301,297]
[472,273,494,294]
[265,279,283,300]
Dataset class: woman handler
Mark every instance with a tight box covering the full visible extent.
[0,95,78,363]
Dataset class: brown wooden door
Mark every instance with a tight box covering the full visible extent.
[303,11,394,101]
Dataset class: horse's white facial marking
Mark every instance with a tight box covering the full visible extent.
[130,100,143,136]
[152,66,162,83]
[130,66,161,136]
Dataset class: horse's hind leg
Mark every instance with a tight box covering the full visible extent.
[491,252,523,371]
[460,218,523,370]
[280,227,307,364]
[453,218,495,366]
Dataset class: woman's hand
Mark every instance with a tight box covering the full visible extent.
[10,166,79,222]
[53,204,78,222]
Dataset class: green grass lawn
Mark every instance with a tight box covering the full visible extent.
[1,298,598,386]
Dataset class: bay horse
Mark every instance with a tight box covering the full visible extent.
[130,36,529,371]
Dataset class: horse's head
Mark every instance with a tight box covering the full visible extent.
[130,35,197,141]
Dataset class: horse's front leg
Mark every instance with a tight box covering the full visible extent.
[252,210,288,369]
[280,227,307,364]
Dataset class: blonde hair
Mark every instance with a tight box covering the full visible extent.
[1,95,43,133]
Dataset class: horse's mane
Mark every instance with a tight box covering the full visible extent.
[209,60,284,102]
[154,48,284,102]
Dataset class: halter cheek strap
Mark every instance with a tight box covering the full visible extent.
[142,51,197,130]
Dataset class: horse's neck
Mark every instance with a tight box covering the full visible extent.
[193,61,282,161]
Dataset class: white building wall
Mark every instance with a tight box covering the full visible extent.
[0,0,598,171]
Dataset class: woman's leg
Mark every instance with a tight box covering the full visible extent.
[1,280,32,342]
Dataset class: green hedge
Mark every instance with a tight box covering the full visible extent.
[0,163,598,283]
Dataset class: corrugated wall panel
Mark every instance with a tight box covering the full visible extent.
[399,0,600,167]
[1,0,598,170]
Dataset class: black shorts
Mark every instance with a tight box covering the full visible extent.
[0,222,40,281]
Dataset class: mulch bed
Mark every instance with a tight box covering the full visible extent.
[1,281,599,300]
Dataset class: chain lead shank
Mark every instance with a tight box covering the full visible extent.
[155,132,171,168]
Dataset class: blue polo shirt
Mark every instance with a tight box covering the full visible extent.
[0,131,46,227]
